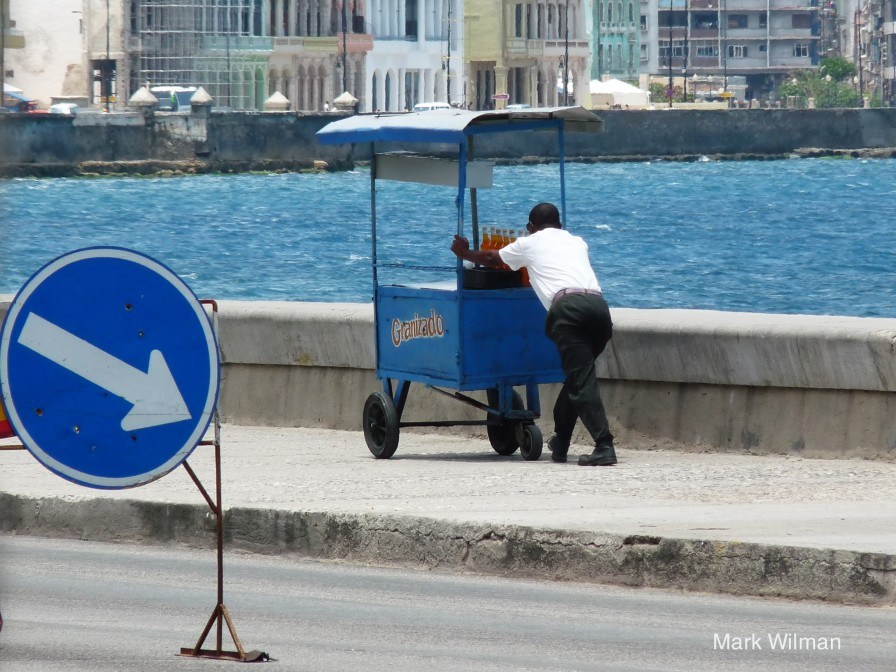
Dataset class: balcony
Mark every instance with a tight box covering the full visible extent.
[768,0,816,9]
[543,38,590,56]
[729,27,776,38]
[505,37,544,57]
[723,0,768,9]
[203,35,274,52]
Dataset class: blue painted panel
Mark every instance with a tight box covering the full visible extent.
[377,287,461,383]
[459,288,563,388]
[375,285,563,391]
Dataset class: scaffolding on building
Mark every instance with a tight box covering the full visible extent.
[132,0,272,109]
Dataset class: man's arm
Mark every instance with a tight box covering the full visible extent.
[450,235,504,267]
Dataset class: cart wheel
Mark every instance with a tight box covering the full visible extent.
[486,390,525,456]
[519,424,543,461]
[363,392,400,459]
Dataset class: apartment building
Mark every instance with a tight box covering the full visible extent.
[643,0,820,101]
[365,0,462,111]
[856,0,895,104]
[1,0,26,106]
[593,0,641,81]
[465,0,589,109]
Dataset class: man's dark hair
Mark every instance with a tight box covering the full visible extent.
[528,202,562,230]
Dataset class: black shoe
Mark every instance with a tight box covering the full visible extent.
[548,434,570,463]
[578,445,617,467]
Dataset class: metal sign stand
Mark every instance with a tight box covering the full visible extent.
[178,299,262,663]
[178,425,248,661]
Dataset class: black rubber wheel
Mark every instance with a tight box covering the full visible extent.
[362,392,400,459]
[519,424,543,461]
[486,389,525,456]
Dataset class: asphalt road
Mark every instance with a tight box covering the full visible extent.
[1,536,894,672]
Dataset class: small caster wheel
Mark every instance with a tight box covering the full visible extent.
[362,392,399,459]
[519,423,543,461]
[486,389,524,456]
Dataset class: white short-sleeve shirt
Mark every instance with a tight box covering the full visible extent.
[499,227,601,311]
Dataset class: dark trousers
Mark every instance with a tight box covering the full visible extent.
[545,293,614,448]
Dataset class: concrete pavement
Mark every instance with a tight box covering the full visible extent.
[2,425,895,605]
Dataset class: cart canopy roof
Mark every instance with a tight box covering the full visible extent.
[316,106,602,145]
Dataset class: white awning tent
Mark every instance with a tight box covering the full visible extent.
[3,82,24,94]
[589,79,650,109]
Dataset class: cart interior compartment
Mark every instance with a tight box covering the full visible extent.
[463,267,522,290]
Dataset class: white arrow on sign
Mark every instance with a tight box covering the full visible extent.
[17,312,192,431]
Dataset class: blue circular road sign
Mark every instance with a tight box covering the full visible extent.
[0,247,220,489]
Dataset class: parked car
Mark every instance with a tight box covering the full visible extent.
[150,86,198,112]
[412,102,452,112]
[49,103,79,115]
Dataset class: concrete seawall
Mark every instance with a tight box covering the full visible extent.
[213,301,896,460]
[3,297,894,459]
[2,108,896,177]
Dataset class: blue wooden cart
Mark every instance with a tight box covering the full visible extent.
[316,107,603,460]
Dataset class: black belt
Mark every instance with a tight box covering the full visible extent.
[551,288,603,307]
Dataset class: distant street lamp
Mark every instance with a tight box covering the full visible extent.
[104,0,110,112]
[1,0,6,110]
[341,1,348,94]
[446,0,451,102]
[682,0,689,99]
[667,0,673,107]
[855,11,864,97]
[563,1,570,105]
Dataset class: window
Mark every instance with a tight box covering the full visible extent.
[728,14,748,29]
[793,43,809,57]
[692,13,718,30]
[640,14,647,31]
[695,42,719,57]
[640,42,649,61]
[728,44,748,58]
[660,40,686,59]
[792,14,811,29]
[759,15,767,28]
[515,4,523,37]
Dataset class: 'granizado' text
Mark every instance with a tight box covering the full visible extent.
[714,633,842,651]
[391,309,446,347]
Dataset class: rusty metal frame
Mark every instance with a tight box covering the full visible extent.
[177,299,259,662]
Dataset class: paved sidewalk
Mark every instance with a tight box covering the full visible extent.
[2,425,896,604]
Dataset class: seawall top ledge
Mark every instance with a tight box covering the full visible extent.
[3,297,895,392]
[605,308,896,391]
[209,300,896,392]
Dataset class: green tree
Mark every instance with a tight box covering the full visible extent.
[819,57,856,82]
[779,67,862,109]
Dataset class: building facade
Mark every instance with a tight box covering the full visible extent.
[7,0,890,110]
[364,0,462,111]
[644,0,821,101]
[465,0,589,109]
[593,0,641,81]
[856,0,895,105]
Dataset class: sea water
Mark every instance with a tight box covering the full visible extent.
[1,157,895,318]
